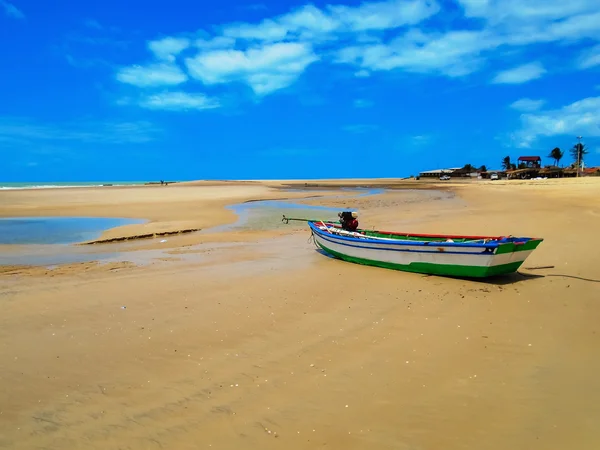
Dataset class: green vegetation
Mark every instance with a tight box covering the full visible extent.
[548,147,564,166]
[571,142,589,168]
[501,156,517,170]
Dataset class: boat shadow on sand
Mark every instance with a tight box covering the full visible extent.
[442,271,545,286]
[315,248,548,285]
[472,272,600,286]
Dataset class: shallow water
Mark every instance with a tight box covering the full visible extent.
[0,188,424,267]
[204,188,385,233]
[0,217,147,245]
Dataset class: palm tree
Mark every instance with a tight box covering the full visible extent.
[501,156,512,170]
[479,165,487,172]
[570,142,589,168]
[548,147,564,167]
[463,164,475,172]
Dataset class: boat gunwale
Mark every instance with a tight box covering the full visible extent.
[308,221,542,249]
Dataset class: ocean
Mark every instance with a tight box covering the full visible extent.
[0,181,158,190]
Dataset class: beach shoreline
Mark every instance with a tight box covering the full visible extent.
[1,176,599,261]
[0,179,438,246]
[0,183,451,268]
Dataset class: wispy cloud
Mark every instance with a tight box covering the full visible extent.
[116,63,188,87]
[353,99,373,108]
[1,0,24,19]
[509,98,546,112]
[195,36,236,50]
[411,134,433,145]
[148,37,191,62]
[185,42,319,95]
[139,92,220,111]
[110,0,600,110]
[513,96,600,147]
[220,1,439,42]
[0,117,159,146]
[577,44,600,69]
[113,0,440,102]
[336,29,495,78]
[84,19,103,30]
[492,62,547,84]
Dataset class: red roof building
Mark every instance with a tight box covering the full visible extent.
[518,156,541,168]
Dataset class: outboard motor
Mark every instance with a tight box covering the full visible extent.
[338,211,359,231]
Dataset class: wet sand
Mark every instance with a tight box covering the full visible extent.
[0,182,373,246]
[1,178,600,449]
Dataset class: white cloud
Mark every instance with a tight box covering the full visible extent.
[578,44,600,69]
[337,29,496,77]
[514,96,600,146]
[354,99,373,108]
[116,63,188,87]
[509,98,546,112]
[0,118,158,145]
[457,0,598,22]
[492,62,546,84]
[454,1,600,48]
[411,134,432,144]
[139,92,220,111]
[221,1,439,42]
[113,0,600,107]
[148,37,190,61]
[195,36,236,50]
[222,18,292,42]
[185,42,319,95]
[330,0,440,32]
[0,0,24,19]
[335,0,599,80]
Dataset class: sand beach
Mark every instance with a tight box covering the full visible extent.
[1,177,600,449]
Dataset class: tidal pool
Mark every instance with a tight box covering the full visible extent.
[203,188,386,233]
[0,217,146,245]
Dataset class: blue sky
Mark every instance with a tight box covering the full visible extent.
[1,0,599,181]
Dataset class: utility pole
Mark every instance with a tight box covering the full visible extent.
[576,136,582,177]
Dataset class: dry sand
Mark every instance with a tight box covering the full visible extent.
[1,178,600,449]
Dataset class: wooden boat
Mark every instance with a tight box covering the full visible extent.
[286,216,543,278]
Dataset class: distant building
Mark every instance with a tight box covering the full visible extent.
[583,167,600,176]
[418,168,461,178]
[518,156,542,168]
